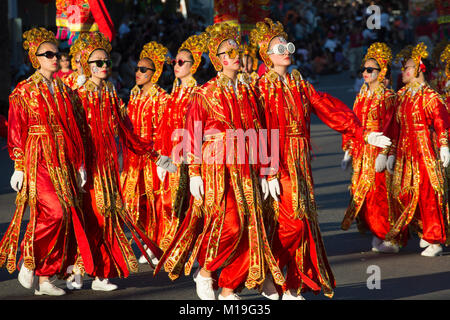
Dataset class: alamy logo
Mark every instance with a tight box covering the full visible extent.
[366,265,381,289]
[366,5,381,30]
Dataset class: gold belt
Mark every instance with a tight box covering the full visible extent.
[28,125,63,135]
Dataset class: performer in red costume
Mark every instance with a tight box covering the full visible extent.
[64,36,87,91]
[340,42,401,253]
[121,41,170,266]
[155,23,283,300]
[155,34,207,255]
[74,32,175,291]
[0,27,92,296]
[384,43,450,257]
[249,18,392,300]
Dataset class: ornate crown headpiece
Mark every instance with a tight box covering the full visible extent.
[140,41,169,83]
[364,42,392,81]
[79,32,112,77]
[23,27,59,69]
[411,42,429,76]
[249,18,287,67]
[204,22,241,71]
[69,35,86,71]
[394,45,413,65]
[242,43,259,71]
[440,44,450,79]
[178,33,208,74]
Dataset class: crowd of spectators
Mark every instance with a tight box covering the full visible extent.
[10,0,445,98]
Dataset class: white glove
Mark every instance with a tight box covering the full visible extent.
[260,178,269,200]
[77,74,86,87]
[367,132,392,149]
[10,170,24,192]
[341,150,352,171]
[387,155,395,174]
[78,166,87,189]
[189,176,204,201]
[156,155,177,173]
[268,178,281,202]
[375,154,387,172]
[157,166,167,182]
[440,146,450,168]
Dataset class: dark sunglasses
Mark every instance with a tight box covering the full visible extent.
[135,66,155,73]
[216,48,242,59]
[36,51,62,60]
[171,59,193,67]
[88,59,112,68]
[360,67,381,74]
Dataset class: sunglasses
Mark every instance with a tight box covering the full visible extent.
[360,67,381,74]
[217,48,242,59]
[135,66,156,73]
[36,51,62,60]
[88,59,112,68]
[267,42,295,55]
[171,59,193,67]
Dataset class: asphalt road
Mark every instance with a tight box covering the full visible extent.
[0,71,449,304]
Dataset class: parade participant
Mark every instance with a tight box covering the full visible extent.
[437,44,449,104]
[384,43,450,257]
[120,41,170,266]
[155,34,207,254]
[0,27,93,296]
[155,22,283,300]
[53,52,74,81]
[241,42,260,82]
[74,32,175,291]
[249,18,392,300]
[430,40,448,95]
[340,43,400,253]
[64,37,86,91]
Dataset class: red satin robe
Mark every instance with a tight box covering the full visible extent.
[384,81,450,245]
[75,79,160,279]
[155,73,284,291]
[156,78,197,251]
[0,71,93,277]
[255,69,366,298]
[121,83,168,247]
[341,84,398,242]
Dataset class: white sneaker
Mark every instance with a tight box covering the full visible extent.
[18,264,34,289]
[371,236,383,252]
[138,248,159,266]
[66,265,83,290]
[34,281,66,296]
[419,239,431,248]
[373,241,399,253]
[261,278,279,300]
[282,292,305,300]
[193,268,215,300]
[91,278,118,291]
[218,293,241,300]
[421,244,443,257]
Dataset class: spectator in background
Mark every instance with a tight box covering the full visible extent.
[53,52,73,81]
[348,25,364,78]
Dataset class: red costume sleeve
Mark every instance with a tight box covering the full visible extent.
[7,91,28,171]
[185,94,208,177]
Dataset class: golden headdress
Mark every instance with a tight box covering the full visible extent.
[432,40,448,66]
[78,32,112,77]
[411,42,429,76]
[394,45,413,65]
[440,44,450,79]
[204,22,241,71]
[249,18,288,67]
[140,41,169,83]
[69,35,86,71]
[363,42,392,82]
[23,27,59,69]
[178,33,208,74]
[242,43,259,71]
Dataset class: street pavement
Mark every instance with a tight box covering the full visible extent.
[0,71,449,302]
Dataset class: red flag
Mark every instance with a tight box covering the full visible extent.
[88,0,115,41]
